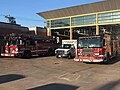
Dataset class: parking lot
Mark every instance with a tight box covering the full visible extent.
[0,55,120,90]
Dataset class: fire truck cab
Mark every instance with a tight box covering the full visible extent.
[74,32,119,62]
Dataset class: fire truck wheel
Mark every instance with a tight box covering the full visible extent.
[116,51,118,57]
[48,48,53,56]
[23,50,32,58]
[106,52,110,61]
[68,53,72,59]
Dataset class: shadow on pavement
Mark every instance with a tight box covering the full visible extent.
[0,74,25,84]
[94,79,120,90]
[28,83,79,90]
[105,55,120,64]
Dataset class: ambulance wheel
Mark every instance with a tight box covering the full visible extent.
[56,55,60,58]
[23,50,32,58]
[68,53,72,59]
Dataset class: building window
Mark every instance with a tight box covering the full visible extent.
[50,18,70,28]
[98,11,120,24]
[72,14,96,26]
[47,20,50,28]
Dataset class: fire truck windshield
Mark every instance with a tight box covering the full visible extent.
[78,38,102,48]
[9,40,19,45]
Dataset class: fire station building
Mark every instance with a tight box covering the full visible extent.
[37,0,120,40]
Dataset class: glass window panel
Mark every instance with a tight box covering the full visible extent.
[84,15,96,20]
[84,20,96,24]
[112,15,120,19]
[77,16,84,20]
[98,12,112,17]
[98,11,120,24]
[112,12,120,15]
[98,16,112,20]
[72,14,96,26]
[98,19,112,23]
[51,18,70,28]
[47,21,50,28]
[113,19,120,22]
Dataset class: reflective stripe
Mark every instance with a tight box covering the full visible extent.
[74,58,103,62]
[81,59,103,62]
[74,58,80,61]
[1,53,14,57]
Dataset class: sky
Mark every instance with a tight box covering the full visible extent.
[0,0,103,27]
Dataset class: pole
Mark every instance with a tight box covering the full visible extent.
[96,13,99,35]
[70,17,72,40]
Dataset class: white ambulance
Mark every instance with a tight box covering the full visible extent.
[55,40,77,59]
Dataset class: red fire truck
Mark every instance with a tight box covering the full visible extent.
[74,32,119,62]
[1,33,58,58]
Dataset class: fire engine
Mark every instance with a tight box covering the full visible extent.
[1,33,58,58]
[74,32,119,62]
